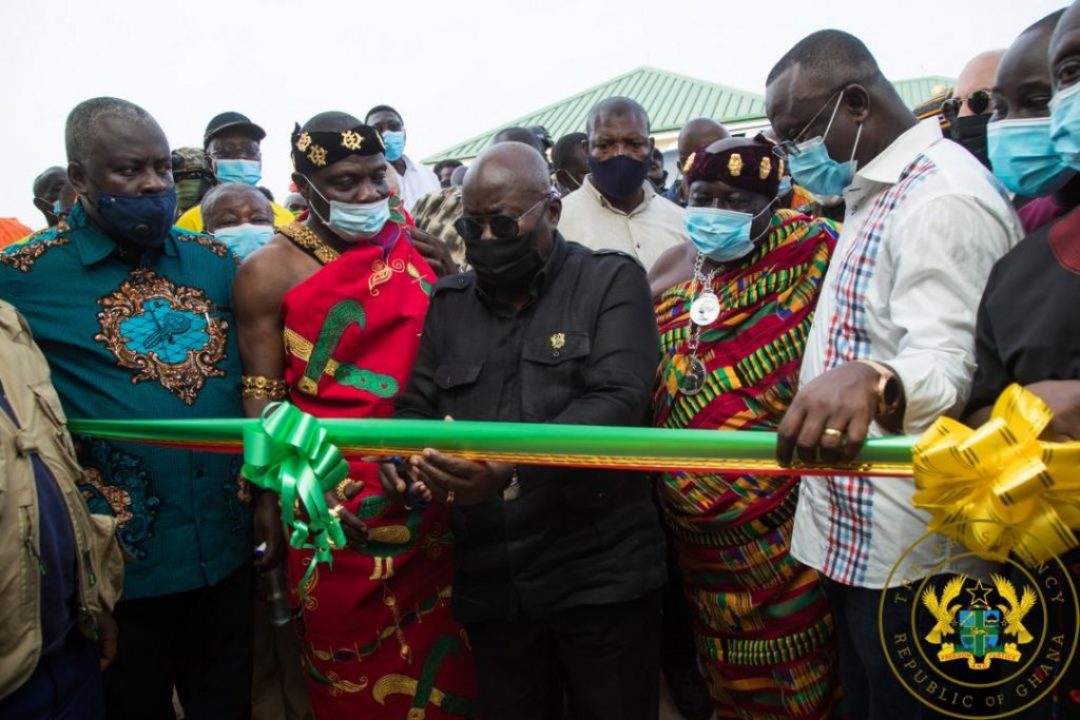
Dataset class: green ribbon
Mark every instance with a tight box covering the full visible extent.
[241,403,348,593]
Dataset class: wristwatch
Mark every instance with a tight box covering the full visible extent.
[855,360,901,417]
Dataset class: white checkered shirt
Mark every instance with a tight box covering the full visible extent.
[790,119,1023,588]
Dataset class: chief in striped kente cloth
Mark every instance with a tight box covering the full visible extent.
[647,136,844,720]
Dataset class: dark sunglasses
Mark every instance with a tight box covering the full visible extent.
[455,193,553,241]
[941,90,991,117]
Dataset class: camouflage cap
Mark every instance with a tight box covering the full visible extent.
[171,147,213,177]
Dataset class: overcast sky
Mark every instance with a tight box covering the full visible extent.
[0,0,1066,229]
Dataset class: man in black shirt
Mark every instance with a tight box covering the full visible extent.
[393,142,666,720]
[965,8,1080,715]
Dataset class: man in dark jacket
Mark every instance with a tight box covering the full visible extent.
[393,141,666,720]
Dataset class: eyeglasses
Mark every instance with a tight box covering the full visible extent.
[773,88,846,160]
[207,142,261,160]
[941,90,991,118]
[454,193,553,241]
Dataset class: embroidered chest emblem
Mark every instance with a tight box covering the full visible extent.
[550,332,566,356]
[95,268,229,404]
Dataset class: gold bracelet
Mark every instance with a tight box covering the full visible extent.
[241,376,288,400]
[333,479,351,503]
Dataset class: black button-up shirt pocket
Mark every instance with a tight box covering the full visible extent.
[434,362,484,418]
[520,332,590,421]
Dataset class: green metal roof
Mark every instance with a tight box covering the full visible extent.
[425,67,956,163]
[424,66,766,163]
[891,75,956,110]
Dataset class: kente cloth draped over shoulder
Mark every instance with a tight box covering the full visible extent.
[654,209,846,720]
[279,220,477,719]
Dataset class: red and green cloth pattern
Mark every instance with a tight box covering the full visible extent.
[279,230,477,718]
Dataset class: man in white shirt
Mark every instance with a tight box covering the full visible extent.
[559,98,686,272]
[365,105,440,212]
[765,29,1022,718]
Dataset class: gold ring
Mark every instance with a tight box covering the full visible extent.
[822,428,844,439]
[334,479,351,503]
[328,504,344,519]
[446,490,456,505]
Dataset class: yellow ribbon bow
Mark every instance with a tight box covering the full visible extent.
[912,384,1080,564]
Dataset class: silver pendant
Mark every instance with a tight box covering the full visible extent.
[679,355,708,396]
[690,292,721,326]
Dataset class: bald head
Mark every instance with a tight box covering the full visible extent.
[65,97,164,165]
[677,118,730,164]
[767,30,887,91]
[493,126,545,153]
[461,142,560,264]
[586,97,650,135]
[33,166,67,198]
[32,166,69,226]
[992,10,1065,122]
[955,49,1006,116]
[201,183,273,233]
[464,142,552,197]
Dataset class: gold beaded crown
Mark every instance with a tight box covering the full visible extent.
[684,139,783,197]
[291,123,385,173]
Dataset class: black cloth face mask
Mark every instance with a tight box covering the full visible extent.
[949,114,992,169]
[465,228,546,291]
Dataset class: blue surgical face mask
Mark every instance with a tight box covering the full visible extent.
[212,222,274,260]
[94,186,178,249]
[988,117,1073,197]
[1050,81,1080,171]
[787,92,863,198]
[684,203,774,263]
[52,199,63,216]
[778,176,793,196]
[381,130,406,162]
[306,178,391,242]
[214,158,262,186]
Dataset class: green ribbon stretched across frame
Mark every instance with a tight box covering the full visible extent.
[68,405,916,594]
[65,387,1080,588]
[69,412,917,476]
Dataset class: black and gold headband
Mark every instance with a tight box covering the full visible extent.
[290,123,385,174]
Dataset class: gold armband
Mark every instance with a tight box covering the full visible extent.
[241,376,288,400]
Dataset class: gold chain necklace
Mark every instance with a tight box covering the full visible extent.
[280,222,340,265]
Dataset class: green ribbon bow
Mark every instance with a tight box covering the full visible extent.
[241,403,348,593]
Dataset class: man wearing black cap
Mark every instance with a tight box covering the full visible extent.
[176,111,294,232]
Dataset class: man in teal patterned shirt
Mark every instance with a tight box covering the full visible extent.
[0,97,265,718]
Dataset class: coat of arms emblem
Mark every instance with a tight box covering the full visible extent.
[921,575,1038,670]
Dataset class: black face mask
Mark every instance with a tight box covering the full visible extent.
[949,114,992,169]
[465,228,546,291]
[93,185,178,250]
[588,154,650,200]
